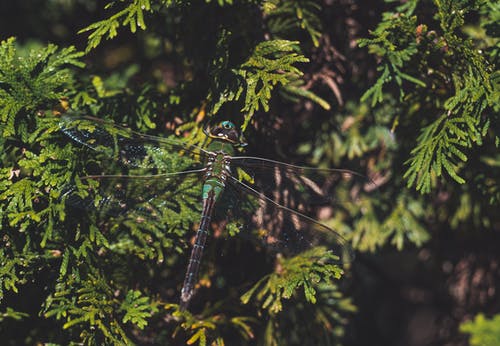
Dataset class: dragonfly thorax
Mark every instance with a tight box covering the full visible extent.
[202,152,232,200]
[205,152,232,180]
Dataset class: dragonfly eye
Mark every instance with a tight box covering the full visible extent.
[221,121,234,130]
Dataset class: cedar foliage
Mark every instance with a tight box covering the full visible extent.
[0,0,498,345]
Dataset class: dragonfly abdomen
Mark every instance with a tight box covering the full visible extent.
[180,193,216,310]
[179,153,231,310]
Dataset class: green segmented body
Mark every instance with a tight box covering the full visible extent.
[179,142,235,309]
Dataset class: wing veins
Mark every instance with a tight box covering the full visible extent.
[227,175,353,263]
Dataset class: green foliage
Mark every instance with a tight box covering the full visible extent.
[159,247,351,346]
[0,37,188,344]
[80,0,326,130]
[165,306,256,346]
[232,39,309,129]
[1,0,499,345]
[260,285,355,346]
[209,33,319,129]
[0,37,84,137]
[0,12,341,341]
[460,314,500,346]
[0,39,85,321]
[359,0,498,193]
[43,270,133,344]
[264,0,323,47]
[0,248,37,300]
[262,0,332,111]
[241,247,343,313]
[79,0,155,51]
[358,14,426,106]
[0,307,29,322]
[120,290,159,329]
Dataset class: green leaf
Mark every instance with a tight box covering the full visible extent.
[241,247,343,314]
[460,314,500,346]
[79,0,154,51]
[120,290,158,329]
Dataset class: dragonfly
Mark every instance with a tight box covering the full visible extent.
[60,114,363,311]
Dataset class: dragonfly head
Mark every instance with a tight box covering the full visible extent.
[204,120,247,147]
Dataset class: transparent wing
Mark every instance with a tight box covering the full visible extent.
[63,171,204,219]
[59,114,208,258]
[230,156,370,208]
[59,114,209,173]
[226,156,372,264]
[62,173,204,262]
[224,175,353,266]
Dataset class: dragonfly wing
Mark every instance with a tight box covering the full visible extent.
[59,114,207,248]
[63,173,204,259]
[59,114,208,172]
[230,156,371,213]
[64,172,203,217]
[226,175,354,265]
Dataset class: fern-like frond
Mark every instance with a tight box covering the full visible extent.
[240,247,343,314]
[0,37,84,137]
[265,0,323,47]
[79,0,159,51]
[359,1,497,193]
[164,304,256,346]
